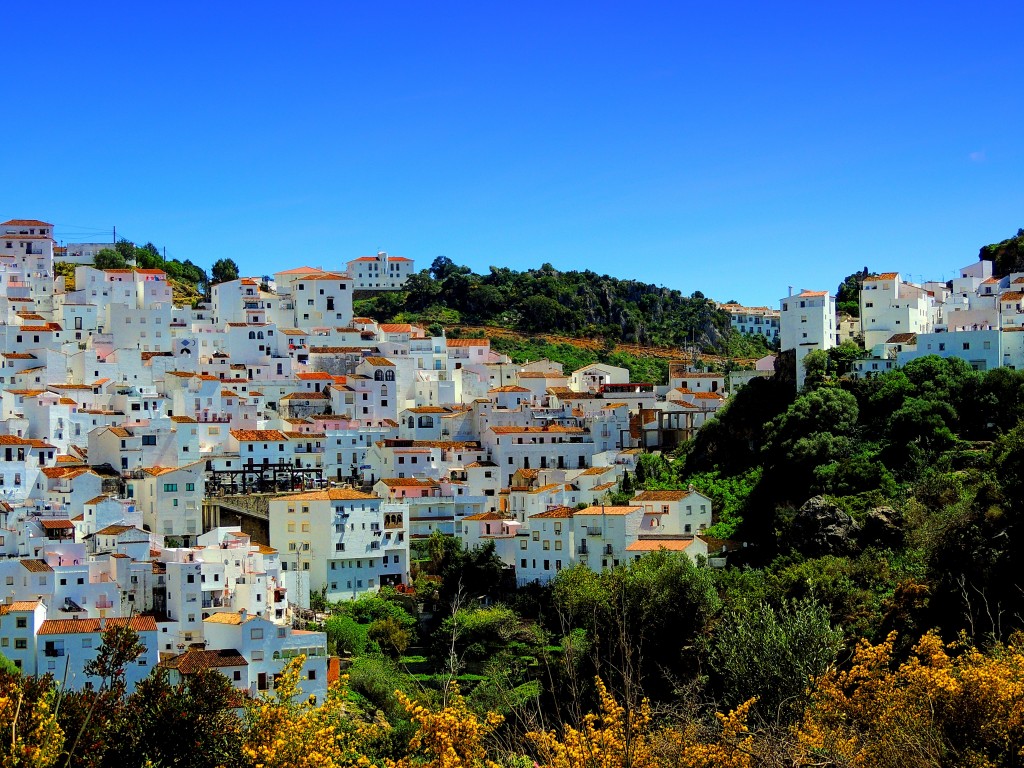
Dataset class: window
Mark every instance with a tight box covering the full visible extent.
[163,483,178,492]
[14,639,26,650]
[251,628,264,640]
[186,483,195,491]
[15,617,27,629]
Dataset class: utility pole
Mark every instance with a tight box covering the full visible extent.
[113,226,116,246]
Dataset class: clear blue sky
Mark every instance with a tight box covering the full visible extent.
[7,2,1023,306]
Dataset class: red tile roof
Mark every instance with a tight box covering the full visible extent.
[278,489,378,501]
[230,429,286,441]
[446,338,489,347]
[159,647,247,673]
[39,519,74,530]
[625,537,701,552]
[38,616,158,635]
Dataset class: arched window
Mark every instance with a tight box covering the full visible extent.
[380,385,388,397]
[385,370,395,381]
[248,331,256,339]
[407,417,415,429]
[418,416,434,429]
[257,331,264,339]
[374,370,384,381]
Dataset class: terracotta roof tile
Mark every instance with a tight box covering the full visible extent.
[159,647,247,673]
[625,537,700,552]
[38,616,157,635]
[231,429,286,441]
[276,489,378,501]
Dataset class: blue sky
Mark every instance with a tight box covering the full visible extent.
[6,2,1023,305]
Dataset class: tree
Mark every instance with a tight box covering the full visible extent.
[93,248,127,270]
[114,238,136,263]
[325,614,370,656]
[0,651,18,677]
[519,295,566,333]
[802,349,830,389]
[551,553,722,705]
[211,257,240,284]
[102,668,243,768]
[708,597,843,724]
[84,622,145,692]
[763,387,860,467]
[836,267,872,317]
[368,616,412,658]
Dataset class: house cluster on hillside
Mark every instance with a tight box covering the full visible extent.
[775,259,1024,388]
[0,217,726,694]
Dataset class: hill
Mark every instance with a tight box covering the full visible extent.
[354,256,776,357]
[980,227,1024,275]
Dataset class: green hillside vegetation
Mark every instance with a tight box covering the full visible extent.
[484,336,671,384]
[354,256,777,356]
[980,227,1024,275]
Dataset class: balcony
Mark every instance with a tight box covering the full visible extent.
[603,544,614,556]
[585,527,603,537]
[95,598,115,609]
[577,543,589,555]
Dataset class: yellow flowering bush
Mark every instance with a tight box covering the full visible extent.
[795,631,1024,767]
[529,678,758,768]
[0,677,64,768]
[242,655,383,768]
[529,678,657,768]
[388,684,503,768]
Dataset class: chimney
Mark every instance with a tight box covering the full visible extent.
[239,608,247,623]
[788,286,793,297]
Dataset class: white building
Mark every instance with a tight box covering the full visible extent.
[721,303,780,342]
[202,611,328,701]
[780,289,836,389]
[267,489,409,601]
[346,252,414,290]
[35,615,159,691]
[859,272,935,349]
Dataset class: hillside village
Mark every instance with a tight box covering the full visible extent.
[0,218,741,698]
[4,215,1023,703]
[771,258,1024,388]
